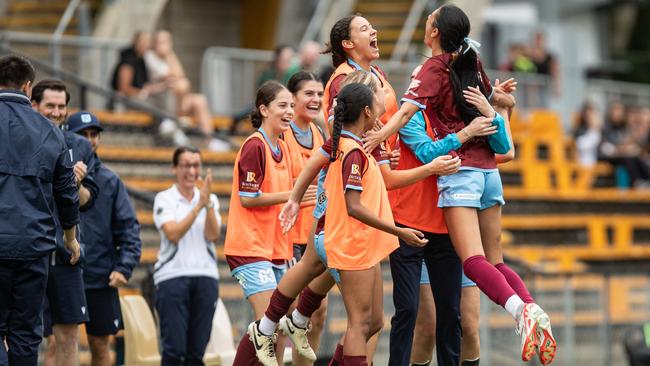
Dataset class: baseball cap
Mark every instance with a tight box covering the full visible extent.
[66,111,103,133]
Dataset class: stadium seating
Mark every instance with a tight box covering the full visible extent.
[204,299,236,366]
[119,295,161,366]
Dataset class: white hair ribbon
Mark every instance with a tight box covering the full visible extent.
[462,37,481,55]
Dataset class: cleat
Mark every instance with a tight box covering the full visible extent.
[248,321,278,366]
[530,304,557,365]
[278,315,317,361]
[516,303,539,362]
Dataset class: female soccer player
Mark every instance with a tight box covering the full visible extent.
[364,5,556,364]
[323,82,427,366]
[224,80,315,364]
[282,71,328,365]
[322,15,399,148]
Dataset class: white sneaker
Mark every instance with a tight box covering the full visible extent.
[530,304,557,365]
[207,137,230,152]
[248,321,278,366]
[158,118,177,137]
[172,129,190,146]
[278,315,316,361]
[515,303,539,362]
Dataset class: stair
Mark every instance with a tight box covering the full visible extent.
[354,0,427,59]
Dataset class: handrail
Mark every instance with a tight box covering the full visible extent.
[1,30,127,49]
[300,0,332,46]
[0,45,177,123]
[388,0,428,65]
[51,0,82,70]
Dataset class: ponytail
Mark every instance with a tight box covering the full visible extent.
[330,83,374,162]
[323,15,357,67]
[436,4,488,124]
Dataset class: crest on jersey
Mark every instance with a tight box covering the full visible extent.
[246,172,256,183]
[351,164,360,175]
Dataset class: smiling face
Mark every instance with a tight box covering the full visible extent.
[173,151,202,192]
[346,16,379,62]
[32,89,67,126]
[260,89,294,134]
[293,80,324,123]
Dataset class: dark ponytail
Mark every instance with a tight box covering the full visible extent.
[323,15,357,67]
[437,4,487,124]
[287,71,319,95]
[251,80,287,128]
[330,83,374,162]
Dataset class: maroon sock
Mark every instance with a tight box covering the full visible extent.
[232,335,263,366]
[463,255,516,307]
[342,355,368,366]
[264,289,296,322]
[297,286,327,318]
[328,343,344,365]
[495,262,535,303]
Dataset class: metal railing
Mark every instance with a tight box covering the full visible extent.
[388,0,429,65]
[0,44,177,123]
[0,30,127,88]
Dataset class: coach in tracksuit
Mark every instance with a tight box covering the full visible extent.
[0,55,81,366]
[31,79,99,366]
[69,111,142,366]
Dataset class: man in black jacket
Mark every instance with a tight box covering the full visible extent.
[31,79,99,366]
[0,55,80,366]
[69,111,142,366]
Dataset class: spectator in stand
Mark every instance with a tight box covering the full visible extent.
[145,30,230,152]
[111,31,165,100]
[257,45,296,87]
[287,41,323,77]
[500,44,536,74]
[67,111,142,366]
[573,102,603,167]
[600,102,650,188]
[530,31,560,105]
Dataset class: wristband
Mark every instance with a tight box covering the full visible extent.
[206,201,215,209]
[460,129,472,139]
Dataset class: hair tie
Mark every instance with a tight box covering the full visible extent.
[462,37,481,55]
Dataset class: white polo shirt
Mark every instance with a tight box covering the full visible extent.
[152,184,222,285]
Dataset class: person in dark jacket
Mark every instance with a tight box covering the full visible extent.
[69,111,142,366]
[31,79,99,366]
[0,55,81,366]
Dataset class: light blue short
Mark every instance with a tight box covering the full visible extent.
[419,261,476,287]
[231,261,287,298]
[314,231,341,283]
[437,169,505,210]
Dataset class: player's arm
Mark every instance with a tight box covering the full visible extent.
[379,155,460,190]
[363,102,420,152]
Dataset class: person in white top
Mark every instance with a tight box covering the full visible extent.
[153,146,222,366]
[145,30,230,152]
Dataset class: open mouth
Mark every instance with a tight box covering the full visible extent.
[281,117,292,124]
[306,105,320,112]
[370,38,378,50]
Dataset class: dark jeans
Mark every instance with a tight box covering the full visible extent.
[156,276,219,366]
[388,225,462,366]
[0,256,49,366]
